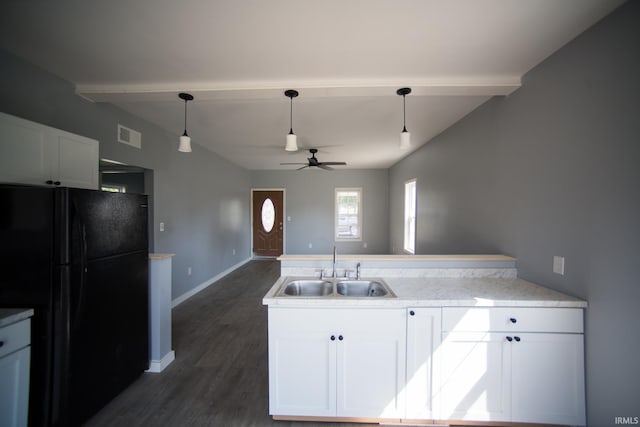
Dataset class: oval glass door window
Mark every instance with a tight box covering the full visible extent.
[261,198,276,232]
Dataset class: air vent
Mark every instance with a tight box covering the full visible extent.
[117,124,142,149]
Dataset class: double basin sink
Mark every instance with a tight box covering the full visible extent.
[278,277,396,298]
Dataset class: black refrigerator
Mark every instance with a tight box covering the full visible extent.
[0,184,149,427]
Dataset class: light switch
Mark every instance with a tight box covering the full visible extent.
[159,222,165,232]
[553,256,565,275]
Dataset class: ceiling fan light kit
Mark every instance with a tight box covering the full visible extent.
[284,89,299,152]
[178,92,194,153]
[397,87,411,150]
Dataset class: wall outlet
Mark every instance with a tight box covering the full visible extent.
[553,256,565,275]
[159,222,165,232]
[187,267,192,276]
[308,243,313,249]
[232,249,236,255]
[363,242,368,248]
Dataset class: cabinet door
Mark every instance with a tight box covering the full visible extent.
[438,332,510,422]
[337,309,406,418]
[511,333,585,426]
[0,112,53,186]
[53,131,99,189]
[0,112,99,189]
[0,346,30,427]
[405,308,441,420]
[268,309,337,417]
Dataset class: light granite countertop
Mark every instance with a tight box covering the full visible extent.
[0,308,34,328]
[262,276,587,308]
[278,254,517,262]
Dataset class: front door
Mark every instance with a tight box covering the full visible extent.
[252,190,284,257]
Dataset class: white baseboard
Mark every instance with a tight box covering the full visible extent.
[171,257,252,308]
[146,350,175,373]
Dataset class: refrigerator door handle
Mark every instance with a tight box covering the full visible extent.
[71,200,89,328]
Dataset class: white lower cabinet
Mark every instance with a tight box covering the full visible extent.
[268,307,406,419]
[511,332,585,426]
[438,307,586,426]
[268,305,585,426]
[438,331,510,421]
[0,317,31,427]
[405,308,441,420]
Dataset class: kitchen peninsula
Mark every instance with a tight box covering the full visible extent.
[263,254,587,426]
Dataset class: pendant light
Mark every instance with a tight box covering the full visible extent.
[178,92,194,152]
[397,87,411,149]
[284,89,299,151]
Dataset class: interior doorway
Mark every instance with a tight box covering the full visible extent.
[99,159,155,251]
[252,189,284,257]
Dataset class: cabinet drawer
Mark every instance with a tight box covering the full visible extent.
[442,307,583,333]
[0,318,31,359]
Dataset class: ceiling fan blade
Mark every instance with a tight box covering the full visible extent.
[320,161,347,166]
[296,165,309,170]
[318,164,334,170]
[280,162,308,165]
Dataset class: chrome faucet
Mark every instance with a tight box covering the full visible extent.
[332,246,337,278]
[356,262,361,280]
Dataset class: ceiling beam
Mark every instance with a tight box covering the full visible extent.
[76,78,521,103]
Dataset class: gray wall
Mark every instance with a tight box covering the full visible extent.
[390,2,639,424]
[0,50,253,301]
[251,169,389,254]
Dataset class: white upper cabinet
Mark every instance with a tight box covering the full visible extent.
[0,112,99,189]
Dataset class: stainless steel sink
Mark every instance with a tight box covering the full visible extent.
[336,280,390,297]
[277,278,396,298]
[281,280,333,296]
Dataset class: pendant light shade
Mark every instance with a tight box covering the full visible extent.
[400,128,411,150]
[178,134,191,152]
[286,132,297,152]
[397,87,411,150]
[178,92,194,153]
[285,89,299,152]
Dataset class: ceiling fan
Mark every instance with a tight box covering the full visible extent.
[281,148,347,170]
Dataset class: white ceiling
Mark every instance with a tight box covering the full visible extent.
[0,0,625,170]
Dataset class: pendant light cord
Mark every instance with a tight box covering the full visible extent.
[289,95,294,134]
[402,94,407,133]
[183,99,188,136]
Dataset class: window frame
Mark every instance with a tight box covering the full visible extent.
[334,187,363,242]
[404,179,417,254]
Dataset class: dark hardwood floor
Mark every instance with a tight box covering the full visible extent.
[84,259,375,427]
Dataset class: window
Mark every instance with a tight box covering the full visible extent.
[335,188,362,241]
[261,198,275,232]
[404,179,416,253]
[101,185,126,193]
